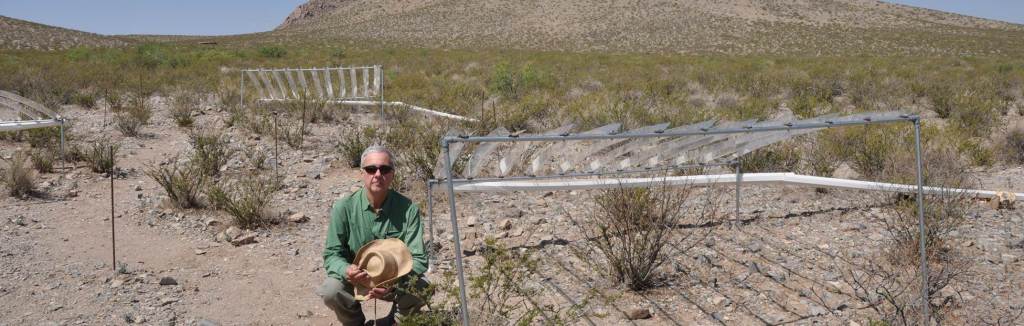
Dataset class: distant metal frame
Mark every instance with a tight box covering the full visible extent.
[0,90,68,169]
[434,113,932,325]
[238,66,478,123]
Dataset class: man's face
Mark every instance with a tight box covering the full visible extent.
[361,152,394,194]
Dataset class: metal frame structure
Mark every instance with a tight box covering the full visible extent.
[1,90,67,165]
[434,112,935,325]
[239,65,477,122]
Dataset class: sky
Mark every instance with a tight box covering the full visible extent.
[0,0,1022,36]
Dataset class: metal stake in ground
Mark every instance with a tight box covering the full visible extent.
[913,118,930,324]
[273,111,280,179]
[109,144,116,271]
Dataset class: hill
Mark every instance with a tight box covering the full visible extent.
[273,0,1024,55]
[0,15,129,50]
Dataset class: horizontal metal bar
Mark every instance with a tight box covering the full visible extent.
[428,160,734,188]
[445,114,917,144]
[0,119,62,132]
[241,66,378,71]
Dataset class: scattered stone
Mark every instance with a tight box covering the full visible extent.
[1002,254,1018,265]
[231,231,258,246]
[533,217,547,225]
[205,218,222,227]
[198,319,222,326]
[625,307,652,320]
[159,276,178,286]
[110,279,125,288]
[466,216,479,227]
[214,231,231,243]
[502,208,523,219]
[746,240,763,253]
[990,191,1016,210]
[194,249,207,255]
[498,219,513,231]
[225,226,242,239]
[160,297,179,306]
[11,216,27,226]
[297,310,314,318]
[287,212,309,223]
[134,185,143,191]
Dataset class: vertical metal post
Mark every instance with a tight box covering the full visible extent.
[59,119,66,172]
[239,71,245,110]
[273,112,279,179]
[735,158,742,220]
[443,139,471,326]
[427,180,435,244]
[913,118,930,324]
[110,145,116,271]
[379,65,386,127]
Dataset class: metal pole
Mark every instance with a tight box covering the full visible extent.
[110,145,116,271]
[427,180,435,244]
[913,118,930,324]
[735,158,742,220]
[378,65,386,127]
[443,139,471,326]
[59,119,66,173]
[273,112,279,179]
[239,71,245,110]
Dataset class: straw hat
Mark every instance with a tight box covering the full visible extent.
[354,238,413,289]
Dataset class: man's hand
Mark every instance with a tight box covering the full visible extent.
[365,287,393,301]
[345,265,371,287]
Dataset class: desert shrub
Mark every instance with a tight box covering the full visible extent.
[146,160,205,209]
[71,92,96,109]
[338,126,377,168]
[25,127,62,149]
[383,119,449,182]
[242,146,269,171]
[489,62,546,100]
[115,112,143,137]
[170,91,201,128]
[2,151,36,198]
[29,148,55,173]
[288,91,331,124]
[205,175,278,229]
[280,120,307,149]
[999,127,1024,164]
[258,46,287,58]
[739,142,801,173]
[190,131,235,177]
[572,182,720,291]
[803,136,842,177]
[85,142,118,174]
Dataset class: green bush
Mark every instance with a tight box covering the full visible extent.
[205,175,279,229]
[170,91,201,128]
[190,131,235,177]
[86,142,119,174]
[146,160,205,209]
[115,112,143,137]
[739,143,801,173]
[258,46,287,58]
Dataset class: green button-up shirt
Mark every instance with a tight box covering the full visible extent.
[323,188,428,282]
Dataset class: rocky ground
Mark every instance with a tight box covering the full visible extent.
[3,99,1024,325]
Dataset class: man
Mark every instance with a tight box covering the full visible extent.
[317,145,429,325]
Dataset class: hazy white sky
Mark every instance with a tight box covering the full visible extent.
[0,0,1021,36]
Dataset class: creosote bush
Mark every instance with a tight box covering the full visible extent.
[170,91,201,128]
[205,175,279,229]
[30,148,56,173]
[86,141,118,174]
[3,151,36,198]
[190,131,235,177]
[146,159,205,209]
[337,126,376,168]
[573,181,719,291]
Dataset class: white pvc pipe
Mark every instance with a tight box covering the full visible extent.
[444,172,1023,199]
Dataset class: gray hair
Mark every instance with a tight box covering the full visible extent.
[360,145,397,167]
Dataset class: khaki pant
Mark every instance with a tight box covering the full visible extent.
[317,277,430,325]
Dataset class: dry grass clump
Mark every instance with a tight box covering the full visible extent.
[85,141,118,174]
[146,159,206,209]
[29,148,56,173]
[2,151,36,198]
[571,181,720,291]
[170,91,201,128]
[190,131,235,177]
[205,175,279,229]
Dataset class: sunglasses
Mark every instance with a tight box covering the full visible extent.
[362,165,394,175]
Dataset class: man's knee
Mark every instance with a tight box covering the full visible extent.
[317,277,356,308]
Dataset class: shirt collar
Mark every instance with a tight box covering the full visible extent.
[360,188,393,218]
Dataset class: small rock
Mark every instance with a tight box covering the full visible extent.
[110,279,125,288]
[625,308,652,320]
[502,208,523,219]
[231,232,258,246]
[225,226,242,239]
[1002,254,1018,264]
[205,218,222,227]
[160,297,178,306]
[159,276,178,286]
[533,217,547,225]
[287,212,309,223]
[198,319,221,326]
[466,216,479,227]
[498,219,513,231]
[297,310,314,318]
[134,185,143,191]
[11,216,27,226]
[194,249,207,255]
[214,231,231,243]
[990,191,1016,210]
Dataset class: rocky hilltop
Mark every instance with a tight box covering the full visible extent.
[273,0,1024,55]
